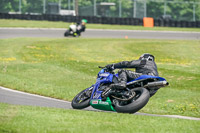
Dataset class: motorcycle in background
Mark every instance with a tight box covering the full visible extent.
[64,19,87,37]
[64,23,83,37]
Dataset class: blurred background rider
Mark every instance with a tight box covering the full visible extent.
[76,19,87,36]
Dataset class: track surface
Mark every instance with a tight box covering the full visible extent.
[0,28,200,40]
[1,86,200,121]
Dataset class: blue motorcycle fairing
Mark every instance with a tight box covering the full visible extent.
[98,69,105,75]
[91,79,107,100]
[97,69,114,83]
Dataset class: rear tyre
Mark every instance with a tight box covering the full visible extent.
[114,87,150,113]
[71,88,91,109]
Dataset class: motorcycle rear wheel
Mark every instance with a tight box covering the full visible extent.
[114,87,150,113]
[71,88,91,109]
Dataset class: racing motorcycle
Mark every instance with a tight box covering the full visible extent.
[71,66,169,113]
[64,23,84,37]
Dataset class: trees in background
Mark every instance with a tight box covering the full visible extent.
[0,0,199,21]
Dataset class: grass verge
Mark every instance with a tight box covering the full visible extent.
[0,38,199,117]
[0,103,199,133]
[0,19,200,32]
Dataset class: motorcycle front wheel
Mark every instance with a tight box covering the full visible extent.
[64,30,69,37]
[71,88,91,109]
[114,87,150,113]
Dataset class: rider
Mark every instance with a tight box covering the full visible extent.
[76,19,87,36]
[105,53,159,90]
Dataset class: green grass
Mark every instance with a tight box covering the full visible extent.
[0,103,199,133]
[0,38,199,118]
[0,19,200,32]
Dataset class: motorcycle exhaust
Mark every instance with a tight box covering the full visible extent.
[144,81,169,89]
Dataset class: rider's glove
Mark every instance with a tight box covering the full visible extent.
[105,64,115,71]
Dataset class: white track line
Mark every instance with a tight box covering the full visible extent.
[135,112,200,121]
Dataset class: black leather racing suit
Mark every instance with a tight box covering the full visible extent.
[113,59,159,83]
[76,23,86,35]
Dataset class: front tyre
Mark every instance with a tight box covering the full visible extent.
[64,30,69,37]
[114,87,150,113]
[71,88,91,109]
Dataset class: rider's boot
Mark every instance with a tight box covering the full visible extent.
[110,81,126,90]
[101,82,126,101]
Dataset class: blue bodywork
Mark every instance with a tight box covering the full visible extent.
[88,69,167,101]
[133,75,166,81]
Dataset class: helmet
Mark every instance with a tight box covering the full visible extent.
[139,53,155,61]
[81,19,88,23]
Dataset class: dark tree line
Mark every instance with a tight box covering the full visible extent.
[0,0,199,21]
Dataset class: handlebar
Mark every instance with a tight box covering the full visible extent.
[98,66,105,69]
[98,66,115,74]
